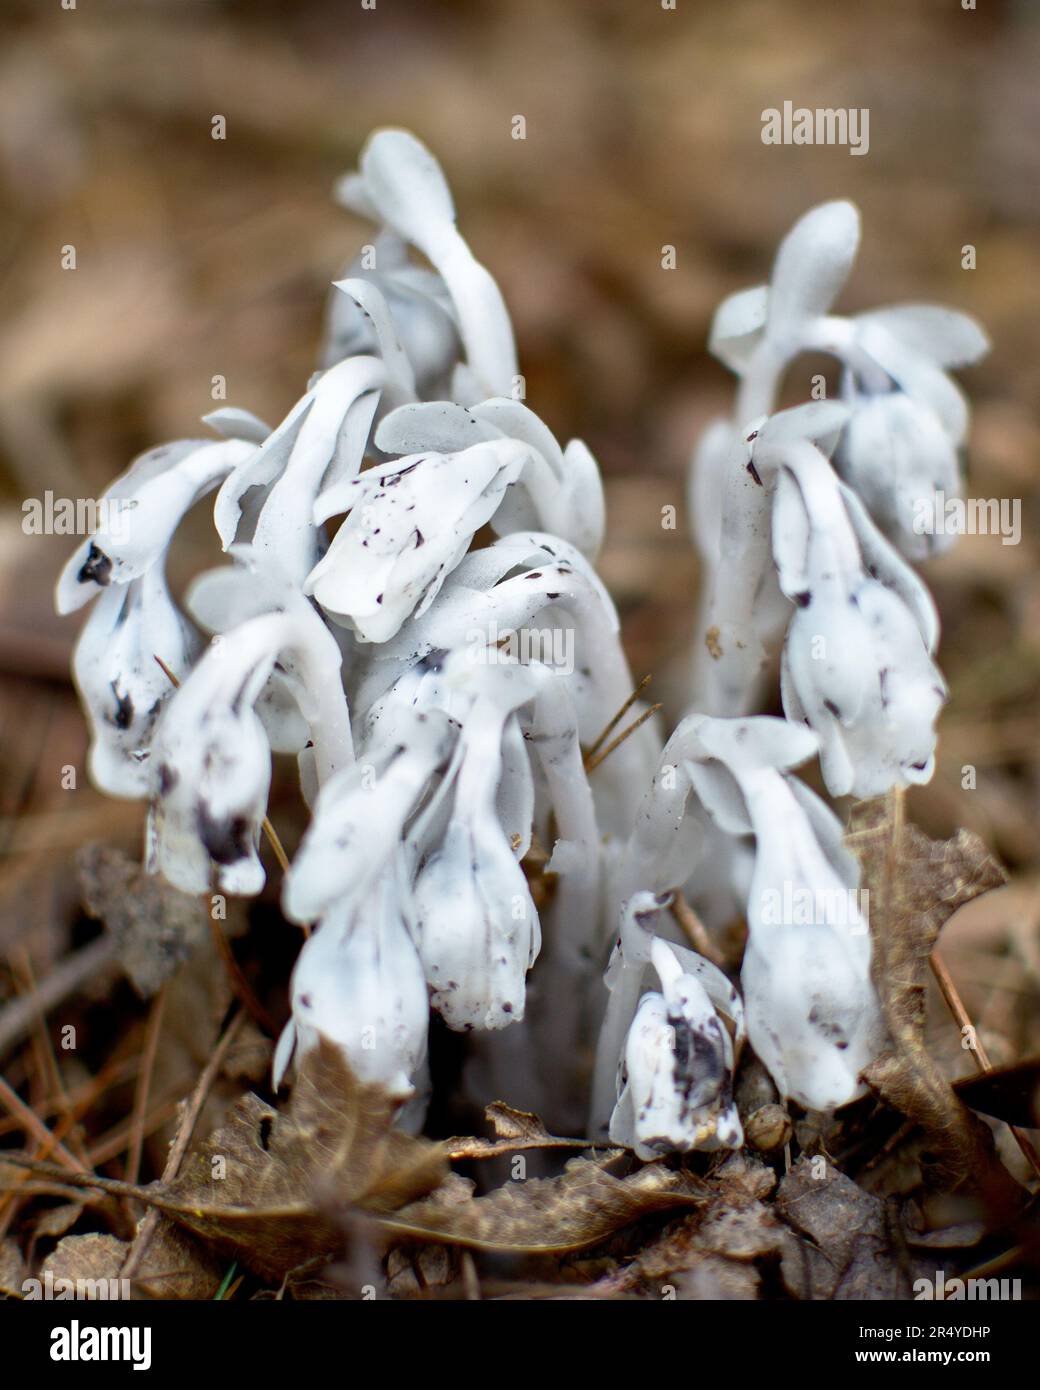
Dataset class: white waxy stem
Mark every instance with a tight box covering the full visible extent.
[283,705,456,925]
[690,403,850,715]
[340,129,518,399]
[214,356,386,584]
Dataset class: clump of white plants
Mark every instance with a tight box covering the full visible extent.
[57,132,988,1155]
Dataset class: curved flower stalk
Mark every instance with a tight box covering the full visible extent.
[273,856,428,1101]
[214,128,525,589]
[332,128,518,401]
[320,231,460,394]
[213,355,388,587]
[691,402,849,714]
[593,892,744,1148]
[691,199,987,712]
[147,600,353,895]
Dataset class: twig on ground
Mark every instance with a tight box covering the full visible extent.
[120,1008,246,1284]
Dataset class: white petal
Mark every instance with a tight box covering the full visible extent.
[855,304,989,369]
[708,283,769,371]
[768,200,861,331]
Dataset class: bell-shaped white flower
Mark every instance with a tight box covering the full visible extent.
[767,431,946,797]
[72,564,198,798]
[835,390,960,559]
[591,890,744,1140]
[411,662,541,1031]
[273,862,428,1099]
[610,936,743,1159]
[689,722,885,1111]
[146,631,274,897]
[335,128,517,400]
[742,919,883,1114]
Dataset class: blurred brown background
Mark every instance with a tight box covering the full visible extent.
[1,0,1038,1072]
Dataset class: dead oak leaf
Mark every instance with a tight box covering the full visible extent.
[380,1154,709,1254]
[604,1154,780,1295]
[40,1234,129,1295]
[846,794,1015,1196]
[159,1041,448,1281]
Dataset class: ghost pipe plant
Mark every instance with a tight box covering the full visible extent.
[56,131,986,1158]
[690,199,987,717]
[56,127,656,1128]
[590,713,881,1132]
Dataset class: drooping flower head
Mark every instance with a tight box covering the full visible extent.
[609,912,744,1159]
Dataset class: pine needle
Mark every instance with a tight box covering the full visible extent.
[584,704,661,774]
[584,675,651,762]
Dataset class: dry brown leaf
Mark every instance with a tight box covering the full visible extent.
[130,1218,227,1300]
[160,1041,448,1281]
[953,1056,1040,1128]
[77,844,212,998]
[0,1237,27,1297]
[446,1101,595,1159]
[2,1043,447,1285]
[381,1153,709,1254]
[40,1233,129,1295]
[846,794,1016,1196]
[598,1154,779,1296]
[33,1202,86,1240]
